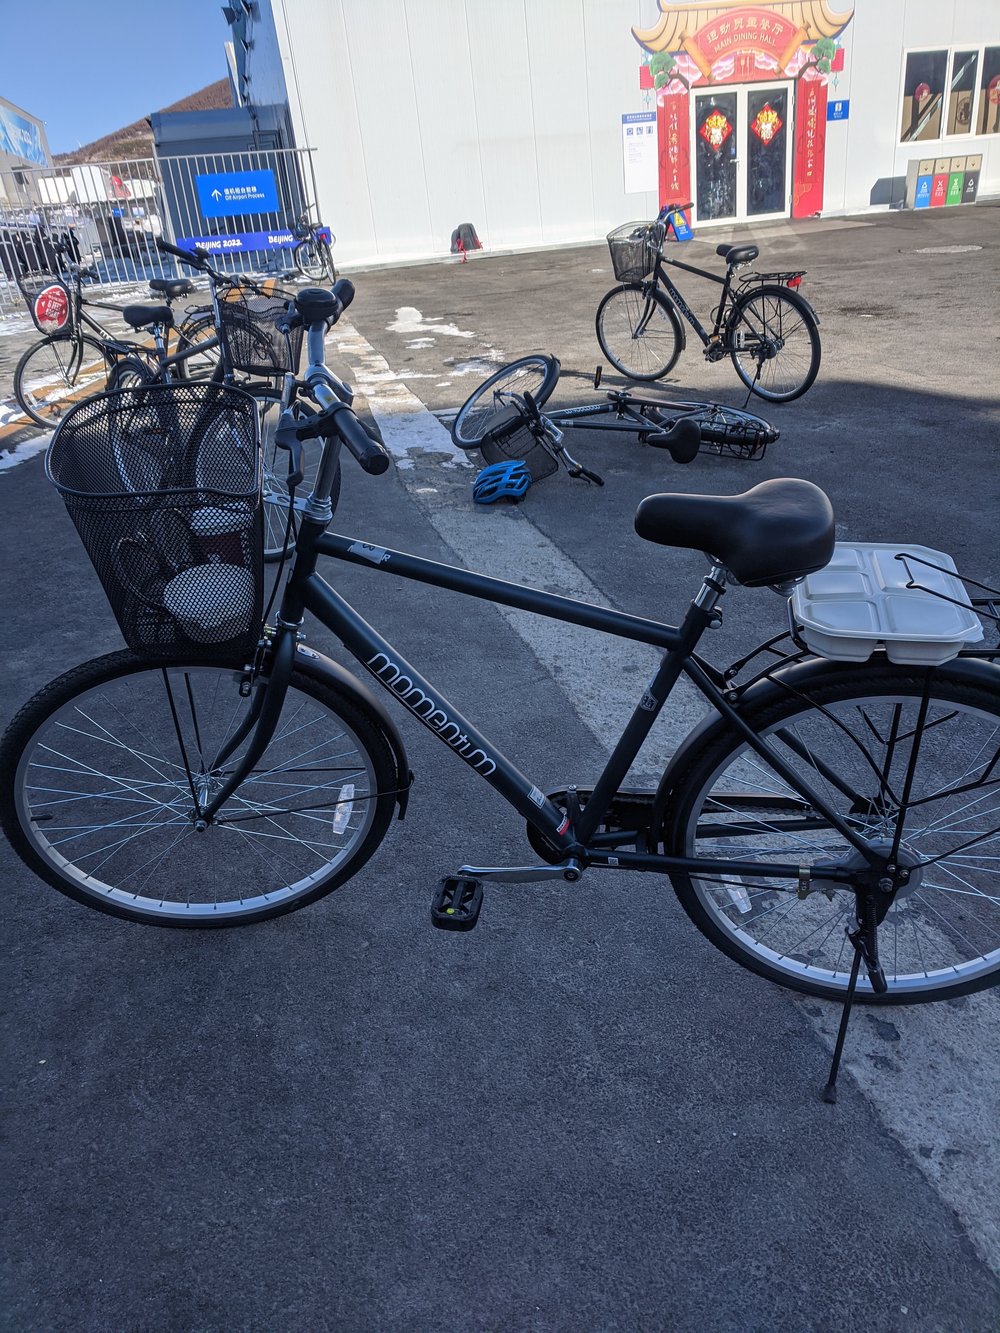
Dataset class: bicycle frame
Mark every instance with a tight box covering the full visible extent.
[646,251,736,348]
[226,505,873,892]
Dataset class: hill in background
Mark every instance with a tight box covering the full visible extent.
[53,79,232,164]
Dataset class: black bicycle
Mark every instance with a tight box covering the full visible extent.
[597,204,822,402]
[4,277,1000,1103]
[13,245,217,428]
[291,205,337,283]
[451,354,779,485]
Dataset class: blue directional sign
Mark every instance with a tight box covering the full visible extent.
[195,170,280,219]
[827,99,850,121]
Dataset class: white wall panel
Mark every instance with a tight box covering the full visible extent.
[403,0,488,254]
[255,0,999,266]
[463,0,543,249]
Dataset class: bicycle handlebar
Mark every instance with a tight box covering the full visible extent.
[156,236,210,267]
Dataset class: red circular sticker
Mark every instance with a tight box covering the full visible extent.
[33,284,70,332]
[989,75,1000,105]
[914,82,931,101]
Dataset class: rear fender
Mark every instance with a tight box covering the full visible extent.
[651,651,1000,837]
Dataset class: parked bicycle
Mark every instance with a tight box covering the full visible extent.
[597,204,822,402]
[291,204,337,283]
[13,244,218,428]
[2,279,997,1099]
[451,354,779,486]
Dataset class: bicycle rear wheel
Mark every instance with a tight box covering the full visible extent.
[727,285,821,403]
[661,662,1000,1002]
[175,312,221,381]
[596,284,683,381]
[294,238,327,281]
[252,388,341,562]
[640,399,778,458]
[450,354,560,449]
[14,334,113,428]
[0,651,397,927]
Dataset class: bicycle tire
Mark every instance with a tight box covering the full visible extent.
[660,661,1000,1003]
[294,239,327,281]
[726,285,821,403]
[106,355,158,392]
[0,650,397,927]
[14,333,113,429]
[640,400,778,456]
[250,386,341,561]
[595,284,683,381]
[175,312,221,382]
[451,355,560,449]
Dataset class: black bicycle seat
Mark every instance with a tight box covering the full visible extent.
[634,479,834,586]
[149,278,195,299]
[121,304,174,330]
[716,243,759,266]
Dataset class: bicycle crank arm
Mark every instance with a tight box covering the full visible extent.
[458,859,583,883]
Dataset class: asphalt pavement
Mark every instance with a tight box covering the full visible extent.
[2,203,999,1331]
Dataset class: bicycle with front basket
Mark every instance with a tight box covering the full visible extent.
[597,204,822,402]
[450,353,780,486]
[2,280,998,1100]
[13,243,218,428]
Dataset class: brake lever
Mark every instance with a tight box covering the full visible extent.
[568,465,604,487]
[273,407,308,489]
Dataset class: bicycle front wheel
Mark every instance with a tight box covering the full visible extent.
[727,285,821,403]
[14,334,113,428]
[661,662,1000,1003]
[596,284,683,381]
[450,354,560,449]
[0,651,397,927]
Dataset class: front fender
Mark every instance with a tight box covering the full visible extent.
[292,642,412,818]
[651,651,1000,834]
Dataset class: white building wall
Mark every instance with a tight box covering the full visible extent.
[255,0,999,267]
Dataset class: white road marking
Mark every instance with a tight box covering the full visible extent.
[331,318,1000,1276]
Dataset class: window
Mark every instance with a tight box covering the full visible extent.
[901,45,1000,142]
[977,46,1000,135]
[901,50,946,141]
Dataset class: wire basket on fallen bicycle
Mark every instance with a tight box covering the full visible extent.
[606,222,663,283]
[218,287,303,378]
[480,414,558,483]
[17,271,74,334]
[46,382,264,661]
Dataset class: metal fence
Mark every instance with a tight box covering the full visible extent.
[0,147,321,321]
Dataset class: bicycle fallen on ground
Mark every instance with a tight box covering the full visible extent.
[597,204,821,402]
[2,281,998,1102]
[450,354,779,488]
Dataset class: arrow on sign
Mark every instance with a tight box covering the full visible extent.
[211,189,222,200]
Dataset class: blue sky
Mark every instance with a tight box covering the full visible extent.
[3,0,233,154]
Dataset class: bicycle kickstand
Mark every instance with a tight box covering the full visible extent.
[822,897,887,1104]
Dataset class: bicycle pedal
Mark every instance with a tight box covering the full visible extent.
[431,876,483,931]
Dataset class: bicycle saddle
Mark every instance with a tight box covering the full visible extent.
[122,304,174,330]
[716,243,759,266]
[149,278,195,299]
[635,478,834,586]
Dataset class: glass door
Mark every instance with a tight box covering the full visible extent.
[693,83,792,224]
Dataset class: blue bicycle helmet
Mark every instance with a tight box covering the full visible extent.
[472,459,532,504]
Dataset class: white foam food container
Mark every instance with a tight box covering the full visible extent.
[790,543,984,665]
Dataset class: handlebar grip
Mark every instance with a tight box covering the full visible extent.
[155,237,207,266]
[331,277,355,312]
[335,404,390,474]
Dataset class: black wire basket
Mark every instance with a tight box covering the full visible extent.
[218,288,303,378]
[46,383,264,660]
[480,417,557,482]
[606,222,663,283]
[17,272,74,334]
